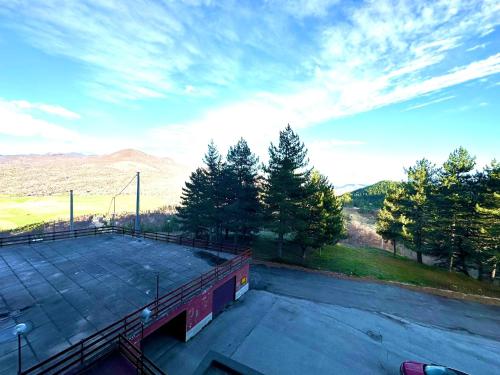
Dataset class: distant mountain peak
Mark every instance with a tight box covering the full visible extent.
[106,149,149,159]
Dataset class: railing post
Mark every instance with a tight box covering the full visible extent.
[192,238,195,247]
[156,273,159,317]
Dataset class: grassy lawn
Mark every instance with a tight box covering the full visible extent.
[0,195,168,230]
[253,236,500,298]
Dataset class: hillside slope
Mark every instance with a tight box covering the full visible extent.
[0,149,187,201]
[343,180,400,211]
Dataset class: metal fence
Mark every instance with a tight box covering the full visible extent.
[0,225,249,255]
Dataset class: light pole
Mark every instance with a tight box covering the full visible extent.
[14,323,30,375]
[135,171,140,233]
[139,308,151,351]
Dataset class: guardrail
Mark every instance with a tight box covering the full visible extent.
[118,334,166,375]
[115,226,248,255]
[0,227,114,247]
[20,248,251,374]
[0,225,249,255]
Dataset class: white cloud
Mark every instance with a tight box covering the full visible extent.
[0,99,80,140]
[268,0,340,18]
[403,95,455,111]
[10,100,80,119]
[0,98,134,154]
[466,43,487,52]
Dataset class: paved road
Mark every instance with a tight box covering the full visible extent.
[144,264,500,375]
[251,264,500,341]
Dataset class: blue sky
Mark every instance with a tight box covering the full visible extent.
[0,0,499,186]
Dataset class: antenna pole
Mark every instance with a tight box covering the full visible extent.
[135,172,140,232]
[70,190,74,231]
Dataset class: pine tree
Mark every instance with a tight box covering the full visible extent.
[295,171,345,258]
[176,168,210,237]
[264,125,310,258]
[472,161,500,281]
[225,138,261,243]
[431,147,476,273]
[401,159,436,263]
[203,141,224,241]
[376,185,406,257]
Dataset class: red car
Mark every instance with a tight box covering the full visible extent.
[400,361,469,375]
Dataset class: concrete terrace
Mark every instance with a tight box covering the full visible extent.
[0,234,234,374]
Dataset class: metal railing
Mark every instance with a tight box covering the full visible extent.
[20,249,251,374]
[118,334,166,375]
[0,225,249,255]
[0,226,114,247]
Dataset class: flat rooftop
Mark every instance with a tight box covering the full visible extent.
[0,234,234,374]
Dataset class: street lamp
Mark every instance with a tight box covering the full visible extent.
[139,308,152,350]
[14,322,31,375]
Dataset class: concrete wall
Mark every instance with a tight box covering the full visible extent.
[136,263,250,345]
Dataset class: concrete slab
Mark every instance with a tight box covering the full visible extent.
[0,234,234,371]
[144,265,500,375]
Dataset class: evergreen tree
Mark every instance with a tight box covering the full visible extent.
[264,125,310,258]
[176,168,210,237]
[295,171,345,258]
[401,159,436,263]
[376,185,406,257]
[203,141,224,240]
[472,161,500,281]
[431,147,476,273]
[225,138,261,243]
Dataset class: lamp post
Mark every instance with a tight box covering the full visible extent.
[14,323,30,375]
[139,308,151,351]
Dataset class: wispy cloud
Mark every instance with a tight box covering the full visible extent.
[403,95,456,111]
[0,98,132,154]
[10,100,80,119]
[466,43,488,52]
[0,99,79,140]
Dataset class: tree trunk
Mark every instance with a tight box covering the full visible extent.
[392,240,397,257]
[448,254,454,272]
[278,232,283,259]
[416,251,422,264]
[225,228,229,240]
[477,262,483,281]
[302,246,307,260]
[491,262,497,282]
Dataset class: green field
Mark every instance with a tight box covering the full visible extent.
[0,195,168,230]
[253,237,500,298]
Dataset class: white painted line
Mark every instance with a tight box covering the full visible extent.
[186,313,212,341]
[235,283,249,300]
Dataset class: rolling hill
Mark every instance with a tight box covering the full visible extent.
[0,149,188,201]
